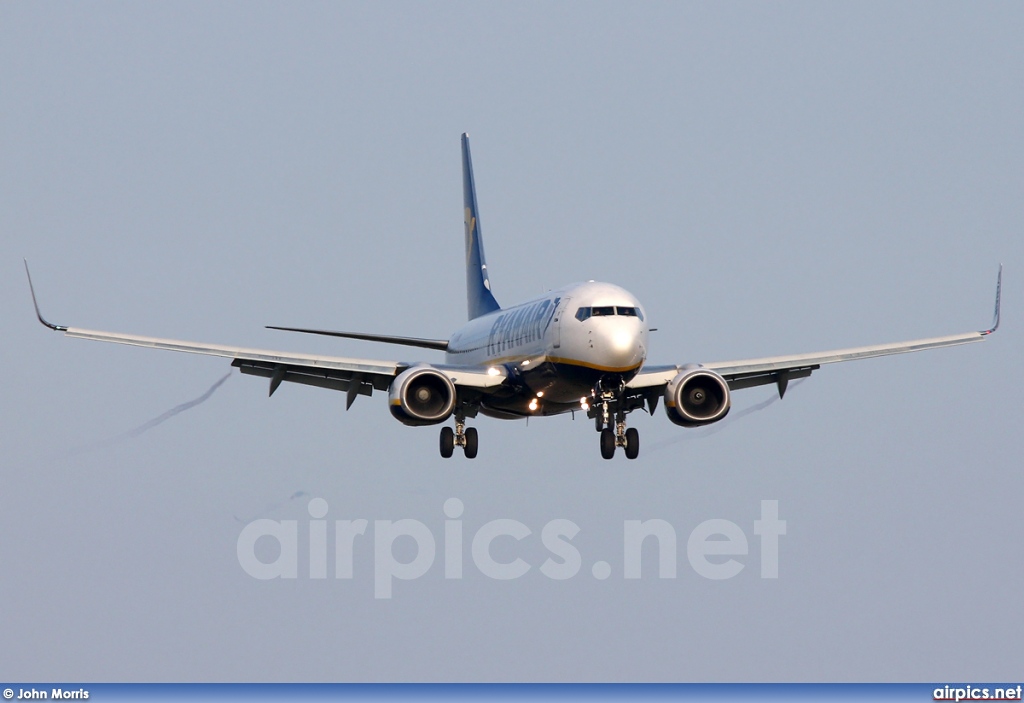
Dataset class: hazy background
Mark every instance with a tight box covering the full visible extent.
[2,1,1021,681]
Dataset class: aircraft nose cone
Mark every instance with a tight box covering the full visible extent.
[610,328,635,355]
[595,321,645,370]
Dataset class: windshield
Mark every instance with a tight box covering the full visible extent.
[575,306,644,321]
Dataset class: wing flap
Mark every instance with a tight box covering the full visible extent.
[725,365,817,392]
[232,359,387,397]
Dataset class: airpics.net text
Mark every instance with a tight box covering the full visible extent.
[237,499,786,599]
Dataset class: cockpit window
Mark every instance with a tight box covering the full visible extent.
[617,306,644,321]
[575,305,644,321]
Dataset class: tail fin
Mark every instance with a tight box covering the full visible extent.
[462,133,501,320]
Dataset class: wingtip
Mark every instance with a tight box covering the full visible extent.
[23,260,67,332]
[981,264,1002,336]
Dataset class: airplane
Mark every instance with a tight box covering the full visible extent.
[26,134,1002,460]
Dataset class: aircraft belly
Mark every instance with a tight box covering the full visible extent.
[522,361,593,402]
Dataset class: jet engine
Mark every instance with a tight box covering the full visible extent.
[664,367,731,427]
[388,366,457,426]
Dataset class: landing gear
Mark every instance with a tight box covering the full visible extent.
[590,378,642,460]
[624,427,640,460]
[598,423,639,460]
[439,419,478,459]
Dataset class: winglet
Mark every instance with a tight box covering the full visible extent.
[462,133,501,320]
[981,264,1002,336]
[23,260,68,332]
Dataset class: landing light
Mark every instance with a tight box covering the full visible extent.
[537,391,544,398]
[528,399,539,411]
[522,360,531,366]
[580,397,590,411]
[486,367,501,376]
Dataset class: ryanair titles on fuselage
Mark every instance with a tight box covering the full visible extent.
[486,297,561,356]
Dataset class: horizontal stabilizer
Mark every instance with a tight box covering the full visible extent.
[266,325,449,351]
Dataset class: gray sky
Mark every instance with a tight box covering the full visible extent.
[2,1,1022,682]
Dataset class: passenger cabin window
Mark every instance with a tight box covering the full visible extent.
[575,305,644,321]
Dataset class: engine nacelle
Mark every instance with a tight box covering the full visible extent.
[664,367,731,427]
[388,366,457,426]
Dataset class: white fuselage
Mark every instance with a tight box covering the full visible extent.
[445,281,649,416]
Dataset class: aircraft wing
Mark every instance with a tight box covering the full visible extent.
[628,266,1002,397]
[25,264,507,407]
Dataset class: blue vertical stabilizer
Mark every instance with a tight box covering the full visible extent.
[462,133,501,320]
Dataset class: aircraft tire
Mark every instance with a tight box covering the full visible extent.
[440,426,455,458]
[600,428,616,460]
[624,428,640,460]
[464,427,479,459]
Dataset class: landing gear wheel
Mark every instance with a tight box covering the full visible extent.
[463,427,479,459]
[600,428,616,460]
[439,426,455,458]
[624,427,640,460]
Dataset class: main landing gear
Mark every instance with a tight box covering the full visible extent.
[440,418,478,459]
[598,423,639,460]
[592,382,641,460]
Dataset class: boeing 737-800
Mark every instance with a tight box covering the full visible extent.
[26,134,1001,459]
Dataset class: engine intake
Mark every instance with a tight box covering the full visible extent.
[664,367,731,427]
[388,366,457,426]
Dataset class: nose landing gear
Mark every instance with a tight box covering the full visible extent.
[591,381,641,460]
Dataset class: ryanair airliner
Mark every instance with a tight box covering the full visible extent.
[26,134,1001,459]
